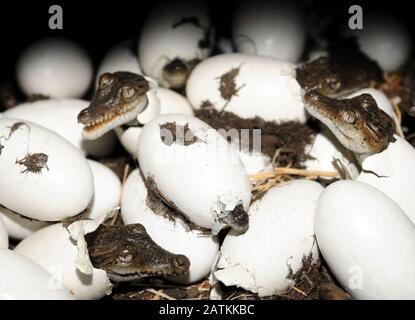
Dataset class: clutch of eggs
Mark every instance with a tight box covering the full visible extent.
[16,37,93,98]
[121,169,219,284]
[137,114,251,233]
[186,53,306,122]
[0,118,94,221]
[214,180,323,297]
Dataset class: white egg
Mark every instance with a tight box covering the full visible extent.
[0,118,94,221]
[232,2,305,62]
[116,88,192,155]
[347,14,411,71]
[347,88,395,120]
[3,99,117,157]
[315,180,415,299]
[0,113,3,118]
[186,53,306,122]
[214,180,323,297]
[305,128,358,175]
[0,248,74,299]
[356,135,415,223]
[121,169,219,284]
[16,37,93,98]
[137,114,251,233]
[138,2,213,88]
[86,160,121,220]
[217,37,235,54]
[96,40,142,86]
[15,223,112,300]
[0,205,49,240]
[0,214,8,248]
[237,150,272,175]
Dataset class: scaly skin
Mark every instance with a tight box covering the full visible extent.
[304,90,395,155]
[296,39,384,97]
[86,223,190,282]
[78,72,150,139]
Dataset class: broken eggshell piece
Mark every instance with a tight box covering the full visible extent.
[0,249,74,300]
[138,2,213,89]
[315,180,415,299]
[15,217,113,300]
[121,169,219,284]
[137,114,251,234]
[116,87,192,155]
[3,98,117,157]
[0,205,49,241]
[186,53,306,122]
[214,180,322,297]
[0,118,94,221]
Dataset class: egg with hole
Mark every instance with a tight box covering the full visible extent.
[232,2,305,62]
[16,37,93,98]
[137,114,251,234]
[138,2,213,89]
[356,135,415,224]
[121,169,219,284]
[96,40,142,86]
[0,205,49,241]
[86,160,121,220]
[14,223,112,300]
[0,215,8,248]
[214,180,322,297]
[0,248,74,299]
[0,118,94,221]
[346,13,411,71]
[186,53,306,122]
[3,98,117,157]
[315,180,415,299]
[116,88,193,155]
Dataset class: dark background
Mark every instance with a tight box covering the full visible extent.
[0,0,413,81]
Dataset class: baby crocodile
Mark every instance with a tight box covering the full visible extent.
[304,90,395,155]
[296,39,384,97]
[162,58,199,90]
[86,223,190,282]
[78,72,150,139]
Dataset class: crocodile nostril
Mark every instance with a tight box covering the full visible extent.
[174,254,190,272]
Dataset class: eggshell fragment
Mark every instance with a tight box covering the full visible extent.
[86,160,121,220]
[346,14,411,71]
[232,2,305,62]
[315,180,415,299]
[138,2,213,88]
[186,53,306,122]
[15,223,112,300]
[0,205,49,240]
[214,180,322,297]
[121,169,219,284]
[0,248,74,300]
[356,135,415,223]
[16,37,93,98]
[0,118,94,221]
[96,40,142,85]
[3,99,117,157]
[0,215,8,248]
[137,114,251,233]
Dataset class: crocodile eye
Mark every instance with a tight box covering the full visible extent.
[117,250,133,264]
[122,87,136,100]
[342,110,357,124]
